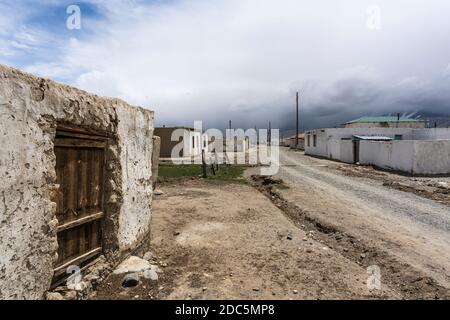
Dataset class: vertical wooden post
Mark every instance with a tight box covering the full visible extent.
[202,150,207,178]
[215,151,219,171]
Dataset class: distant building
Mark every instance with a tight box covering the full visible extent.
[345,116,427,129]
[155,127,204,159]
[283,133,305,150]
[304,127,450,175]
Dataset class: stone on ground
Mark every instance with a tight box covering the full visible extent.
[46,292,64,300]
[113,256,151,274]
[144,269,159,281]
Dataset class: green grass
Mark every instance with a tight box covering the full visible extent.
[158,163,246,183]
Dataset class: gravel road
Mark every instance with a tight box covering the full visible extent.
[279,149,450,231]
[274,148,450,291]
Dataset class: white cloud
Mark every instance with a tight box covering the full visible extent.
[443,64,450,78]
[7,0,450,128]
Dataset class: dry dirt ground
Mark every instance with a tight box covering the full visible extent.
[95,179,398,300]
[251,148,449,299]
[95,149,449,300]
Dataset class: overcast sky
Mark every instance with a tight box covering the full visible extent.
[1,0,450,131]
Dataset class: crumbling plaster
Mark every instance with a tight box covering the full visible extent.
[0,65,154,299]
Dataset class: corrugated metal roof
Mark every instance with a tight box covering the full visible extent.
[353,135,393,141]
[346,116,423,124]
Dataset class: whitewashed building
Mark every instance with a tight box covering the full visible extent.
[305,127,450,175]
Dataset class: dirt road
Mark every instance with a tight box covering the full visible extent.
[268,148,450,297]
[95,150,449,299]
[96,180,396,300]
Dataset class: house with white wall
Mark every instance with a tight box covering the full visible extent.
[155,126,204,160]
[305,127,450,175]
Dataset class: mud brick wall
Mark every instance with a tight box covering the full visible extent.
[0,65,154,299]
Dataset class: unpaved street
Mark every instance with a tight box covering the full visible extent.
[96,180,397,300]
[271,148,450,296]
[95,150,449,300]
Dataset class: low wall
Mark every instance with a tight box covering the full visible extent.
[359,140,450,175]
[359,141,415,173]
[414,140,450,174]
[412,128,450,140]
[0,65,154,299]
[305,127,450,174]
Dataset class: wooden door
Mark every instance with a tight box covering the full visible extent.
[52,129,107,285]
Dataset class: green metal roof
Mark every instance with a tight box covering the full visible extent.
[346,116,423,124]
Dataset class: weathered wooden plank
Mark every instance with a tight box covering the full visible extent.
[53,247,102,277]
[54,138,106,149]
[56,232,65,266]
[56,124,111,138]
[92,220,101,250]
[56,131,110,141]
[51,252,102,288]
[92,149,101,208]
[65,227,80,262]
[55,147,64,221]
[67,149,77,224]
[56,212,104,233]
[79,149,88,254]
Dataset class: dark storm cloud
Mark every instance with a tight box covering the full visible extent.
[4,0,450,130]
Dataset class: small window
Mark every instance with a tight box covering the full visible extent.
[394,135,403,140]
[313,135,317,147]
[192,136,195,149]
[307,135,311,147]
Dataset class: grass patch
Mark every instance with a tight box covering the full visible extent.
[158,164,246,183]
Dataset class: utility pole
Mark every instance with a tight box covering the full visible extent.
[296,91,299,148]
[268,121,272,146]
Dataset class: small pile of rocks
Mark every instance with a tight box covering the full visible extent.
[46,255,113,300]
[114,253,161,288]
